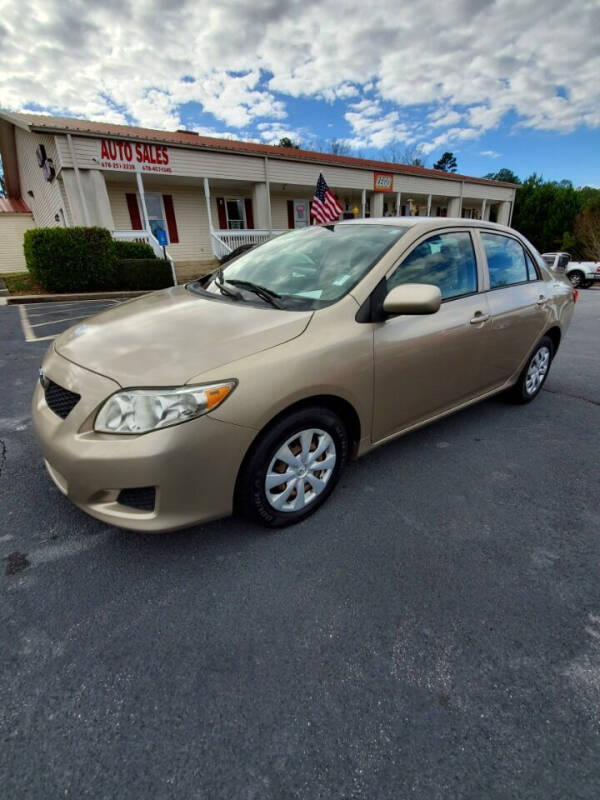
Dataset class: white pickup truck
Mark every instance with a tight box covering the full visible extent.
[541,252,600,289]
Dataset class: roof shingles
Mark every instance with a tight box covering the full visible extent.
[2,111,514,189]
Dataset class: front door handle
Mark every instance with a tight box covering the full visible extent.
[536,296,547,306]
[470,312,490,324]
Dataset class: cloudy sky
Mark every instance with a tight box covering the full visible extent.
[1,0,599,183]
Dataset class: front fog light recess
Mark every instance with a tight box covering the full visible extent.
[94,382,236,434]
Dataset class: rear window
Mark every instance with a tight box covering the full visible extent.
[481,232,529,288]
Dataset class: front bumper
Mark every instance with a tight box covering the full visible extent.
[31,349,256,532]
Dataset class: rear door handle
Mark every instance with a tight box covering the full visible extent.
[470,312,490,324]
[536,296,547,306]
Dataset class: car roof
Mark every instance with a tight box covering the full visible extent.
[337,216,518,235]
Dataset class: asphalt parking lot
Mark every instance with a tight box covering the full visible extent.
[1,291,599,799]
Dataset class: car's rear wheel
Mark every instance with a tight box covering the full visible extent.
[507,335,554,404]
[568,270,585,288]
[237,406,349,527]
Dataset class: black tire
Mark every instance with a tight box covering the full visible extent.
[507,335,554,404]
[236,406,349,528]
[568,270,585,288]
[580,280,592,289]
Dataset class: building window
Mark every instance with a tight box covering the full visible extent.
[145,193,169,243]
[225,199,246,229]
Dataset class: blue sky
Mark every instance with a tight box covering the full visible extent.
[1,0,599,187]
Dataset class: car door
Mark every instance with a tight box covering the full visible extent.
[372,229,491,442]
[477,231,550,389]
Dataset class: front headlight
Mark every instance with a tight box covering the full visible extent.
[94,381,236,434]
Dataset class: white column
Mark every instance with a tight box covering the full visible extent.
[361,188,366,218]
[395,191,401,216]
[264,157,272,233]
[497,200,511,226]
[426,194,432,217]
[136,170,150,232]
[87,170,114,229]
[481,198,487,221]
[66,133,91,226]
[252,183,269,229]
[203,178,217,258]
[447,197,461,217]
[372,192,384,217]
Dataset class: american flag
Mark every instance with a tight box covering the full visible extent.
[310,173,343,224]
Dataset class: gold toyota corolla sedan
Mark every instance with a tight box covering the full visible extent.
[32,218,576,532]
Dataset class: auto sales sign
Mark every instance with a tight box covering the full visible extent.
[99,139,173,173]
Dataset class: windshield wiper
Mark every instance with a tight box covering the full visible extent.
[226,280,284,308]
[211,265,243,300]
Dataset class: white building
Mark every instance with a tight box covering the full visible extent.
[0,111,517,279]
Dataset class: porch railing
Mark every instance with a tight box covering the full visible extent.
[211,229,287,259]
[112,230,177,285]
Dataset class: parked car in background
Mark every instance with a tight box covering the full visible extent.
[541,252,600,288]
[32,219,576,533]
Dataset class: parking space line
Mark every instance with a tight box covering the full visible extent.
[18,304,35,342]
[30,314,92,329]
[17,299,122,343]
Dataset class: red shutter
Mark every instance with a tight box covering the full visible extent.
[287,200,294,229]
[216,197,227,229]
[244,198,254,229]
[126,193,142,230]
[162,195,179,243]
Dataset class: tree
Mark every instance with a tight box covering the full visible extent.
[484,168,521,184]
[278,137,300,149]
[573,208,600,260]
[433,151,458,172]
[0,156,5,197]
[512,174,582,253]
[329,139,350,156]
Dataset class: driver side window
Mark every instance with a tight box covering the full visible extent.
[388,231,478,301]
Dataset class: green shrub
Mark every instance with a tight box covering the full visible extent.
[113,240,156,260]
[24,227,117,292]
[112,259,173,290]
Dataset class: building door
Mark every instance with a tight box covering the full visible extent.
[293,200,309,228]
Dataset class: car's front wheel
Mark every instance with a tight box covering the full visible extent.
[508,335,554,404]
[237,406,349,527]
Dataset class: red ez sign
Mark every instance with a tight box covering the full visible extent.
[100,139,171,172]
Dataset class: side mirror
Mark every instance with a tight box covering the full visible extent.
[382,283,442,316]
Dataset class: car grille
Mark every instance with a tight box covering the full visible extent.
[44,380,81,419]
[117,487,156,512]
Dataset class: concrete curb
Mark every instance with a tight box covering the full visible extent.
[5,290,153,305]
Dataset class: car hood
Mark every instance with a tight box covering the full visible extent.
[54,286,312,387]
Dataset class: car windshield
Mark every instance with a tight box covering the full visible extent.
[192,224,409,310]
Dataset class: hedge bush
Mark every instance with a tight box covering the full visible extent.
[113,240,156,260]
[23,227,173,292]
[24,227,117,292]
[112,259,173,291]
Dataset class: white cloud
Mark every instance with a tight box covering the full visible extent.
[344,99,413,149]
[0,0,598,156]
[480,149,501,158]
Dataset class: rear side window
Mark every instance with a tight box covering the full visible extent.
[481,232,529,288]
[388,231,477,301]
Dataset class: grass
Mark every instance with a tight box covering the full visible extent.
[1,272,44,295]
